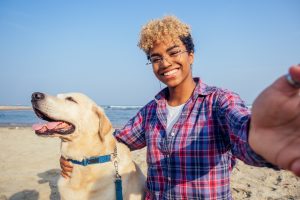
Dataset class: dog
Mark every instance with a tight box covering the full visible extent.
[31,92,145,200]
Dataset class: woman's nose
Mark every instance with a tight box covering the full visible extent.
[160,57,172,68]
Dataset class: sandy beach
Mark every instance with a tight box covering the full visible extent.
[0,127,299,200]
[0,106,31,111]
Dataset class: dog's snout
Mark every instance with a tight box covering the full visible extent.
[32,92,45,101]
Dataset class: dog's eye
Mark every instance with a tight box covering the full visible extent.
[66,97,77,103]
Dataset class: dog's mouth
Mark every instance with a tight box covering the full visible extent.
[32,108,75,136]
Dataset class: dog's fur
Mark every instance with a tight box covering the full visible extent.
[31,92,145,200]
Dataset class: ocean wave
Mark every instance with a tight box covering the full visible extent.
[102,105,142,110]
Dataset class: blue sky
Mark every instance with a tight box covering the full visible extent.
[0,1,299,106]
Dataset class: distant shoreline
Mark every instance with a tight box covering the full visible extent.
[0,123,33,128]
[0,106,32,111]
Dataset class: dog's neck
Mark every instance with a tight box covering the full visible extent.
[60,129,116,161]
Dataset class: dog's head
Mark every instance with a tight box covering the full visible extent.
[31,92,112,141]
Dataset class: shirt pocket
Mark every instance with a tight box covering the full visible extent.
[184,123,213,141]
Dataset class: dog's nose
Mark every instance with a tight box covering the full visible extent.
[32,92,45,101]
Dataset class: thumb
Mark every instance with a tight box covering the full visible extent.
[289,64,300,83]
[272,64,300,95]
[291,159,300,177]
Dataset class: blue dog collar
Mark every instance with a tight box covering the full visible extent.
[68,154,111,166]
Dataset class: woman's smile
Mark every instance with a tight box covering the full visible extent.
[161,68,179,77]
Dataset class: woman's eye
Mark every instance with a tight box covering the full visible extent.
[151,57,162,63]
[169,51,180,57]
[66,97,77,103]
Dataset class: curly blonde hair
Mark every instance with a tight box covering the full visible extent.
[138,15,193,55]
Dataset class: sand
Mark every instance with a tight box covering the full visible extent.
[0,127,299,200]
[0,106,31,111]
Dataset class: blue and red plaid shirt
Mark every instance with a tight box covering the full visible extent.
[114,78,275,200]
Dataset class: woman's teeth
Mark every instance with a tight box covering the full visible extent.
[164,69,178,76]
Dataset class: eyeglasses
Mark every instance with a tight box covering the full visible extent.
[146,50,188,66]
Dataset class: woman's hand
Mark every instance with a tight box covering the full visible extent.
[60,156,73,178]
[249,64,300,177]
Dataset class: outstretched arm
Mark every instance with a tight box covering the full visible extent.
[249,64,300,176]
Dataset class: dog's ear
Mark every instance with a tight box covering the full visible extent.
[93,106,112,141]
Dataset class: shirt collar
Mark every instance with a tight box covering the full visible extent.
[154,77,215,102]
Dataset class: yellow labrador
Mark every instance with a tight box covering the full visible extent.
[31,92,145,200]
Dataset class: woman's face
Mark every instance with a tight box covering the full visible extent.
[149,39,194,88]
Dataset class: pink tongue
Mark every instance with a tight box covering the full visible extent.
[46,122,62,129]
[32,122,63,131]
[32,124,44,131]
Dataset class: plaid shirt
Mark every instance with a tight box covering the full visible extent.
[114,78,275,200]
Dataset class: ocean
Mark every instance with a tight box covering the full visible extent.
[0,104,253,128]
[0,106,142,128]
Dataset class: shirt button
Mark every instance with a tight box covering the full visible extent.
[171,132,175,137]
[168,177,171,181]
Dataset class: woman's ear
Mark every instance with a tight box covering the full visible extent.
[188,52,194,66]
[93,106,112,141]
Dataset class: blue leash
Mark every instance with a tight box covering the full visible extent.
[68,146,123,200]
[115,177,123,200]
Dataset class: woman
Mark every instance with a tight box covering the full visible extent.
[61,16,300,199]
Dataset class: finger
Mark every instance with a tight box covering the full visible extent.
[61,160,73,169]
[285,64,300,90]
[61,171,67,178]
[62,166,73,173]
[61,165,73,174]
[61,170,71,179]
[60,156,71,165]
[272,65,300,95]
[60,156,73,169]
[289,64,300,83]
[290,159,300,177]
[275,137,300,171]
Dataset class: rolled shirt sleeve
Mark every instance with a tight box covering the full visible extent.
[113,106,147,151]
[217,90,278,169]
